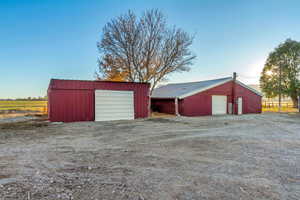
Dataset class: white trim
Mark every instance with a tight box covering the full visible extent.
[235,80,263,96]
[178,78,232,99]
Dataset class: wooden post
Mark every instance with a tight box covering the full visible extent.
[175,98,179,116]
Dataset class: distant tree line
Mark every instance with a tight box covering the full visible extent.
[0,96,47,101]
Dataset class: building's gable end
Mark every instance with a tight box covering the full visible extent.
[235,80,263,96]
[178,78,233,99]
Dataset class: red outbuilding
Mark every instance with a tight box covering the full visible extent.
[151,76,262,116]
[48,79,150,122]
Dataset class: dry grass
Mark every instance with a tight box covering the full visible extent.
[0,100,47,113]
[262,106,298,113]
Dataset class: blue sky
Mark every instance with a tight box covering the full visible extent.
[0,0,299,98]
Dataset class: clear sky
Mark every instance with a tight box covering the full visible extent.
[0,0,299,98]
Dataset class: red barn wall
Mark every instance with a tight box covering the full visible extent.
[180,81,233,116]
[235,83,262,114]
[48,79,150,122]
[48,89,94,122]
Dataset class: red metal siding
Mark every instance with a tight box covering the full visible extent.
[235,83,262,114]
[48,89,94,122]
[48,79,150,122]
[180,81,233,116]
[151,80,262,117]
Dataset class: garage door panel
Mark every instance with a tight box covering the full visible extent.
[95,100,132,103]
[95,95,133,99]
[95,101,133,105]
[96,95,131,101]
[96,110,134,114]
[95,93,133,97]
[96,100,133,106]
[96,108,134,111]
[212,95,227,115]
[96,113,134,118]
[95,90,134,121]
[97,116,134,121]
[97,104,133,110]
[98,113,134,117]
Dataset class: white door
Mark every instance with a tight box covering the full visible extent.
[238,97,243,115]
[212,95,227,115]
[95,90,134,121]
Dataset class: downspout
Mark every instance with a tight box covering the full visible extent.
[232,72,237,115]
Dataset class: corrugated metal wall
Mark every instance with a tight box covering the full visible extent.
[235,83,262,114]
[48,89,94,122]
[181,81,233,116]
[48,79,150,122]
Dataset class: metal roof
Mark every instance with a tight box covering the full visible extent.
[151,77,233,99]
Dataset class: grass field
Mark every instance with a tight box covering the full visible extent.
[0,100,47,113]
[262,100,298,113]
[262,106,298,113]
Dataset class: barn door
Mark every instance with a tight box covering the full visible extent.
[212,95,227,115]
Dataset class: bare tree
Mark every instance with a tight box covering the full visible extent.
[96,9,196,92]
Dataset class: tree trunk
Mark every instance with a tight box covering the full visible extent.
[291,96,298,108]
[278,64,282,112]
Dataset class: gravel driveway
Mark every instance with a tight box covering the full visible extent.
[0,113,300,200]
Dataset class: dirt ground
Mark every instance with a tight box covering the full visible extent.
[0,113,300,200]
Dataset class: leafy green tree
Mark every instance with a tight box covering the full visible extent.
[260,39,300,108]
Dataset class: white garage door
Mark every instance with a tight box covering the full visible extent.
[212,95,227,115]
[95,90,134,121]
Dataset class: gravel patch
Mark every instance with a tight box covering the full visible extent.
[0,116,37,124]
[0,113,300,199]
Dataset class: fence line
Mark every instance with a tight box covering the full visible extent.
[262,101,294,108]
